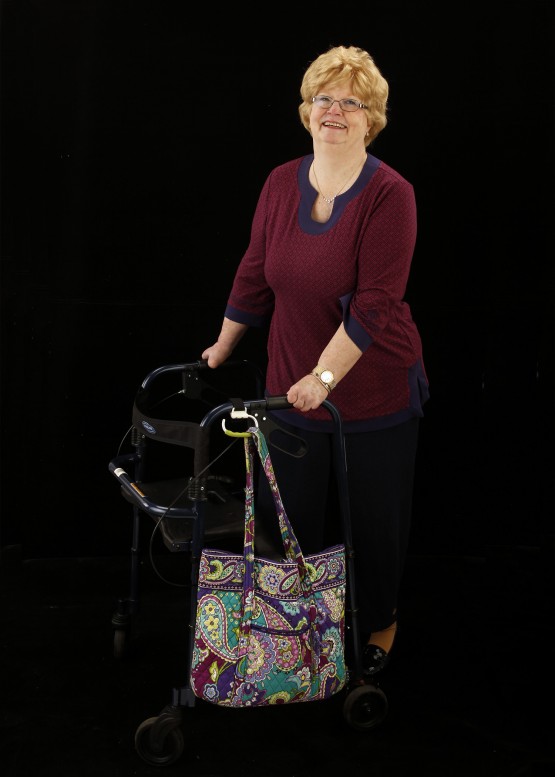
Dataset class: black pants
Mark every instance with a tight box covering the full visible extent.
[256,417,420,634]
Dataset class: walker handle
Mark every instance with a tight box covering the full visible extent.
[263,395,294,411]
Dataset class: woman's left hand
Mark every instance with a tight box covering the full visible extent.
[286,374,329,411]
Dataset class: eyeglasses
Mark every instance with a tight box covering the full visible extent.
[312,95,368,112]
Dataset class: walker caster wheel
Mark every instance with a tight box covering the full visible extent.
[135,715,184,766]
[343,683,388,731]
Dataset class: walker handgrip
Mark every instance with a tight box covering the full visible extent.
[264,395,293,411]
[257,395,343,429]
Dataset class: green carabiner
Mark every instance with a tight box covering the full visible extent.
[222,409,259,437]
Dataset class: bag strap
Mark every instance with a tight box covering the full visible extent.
[239,427,314,634]
[250,427,306,564]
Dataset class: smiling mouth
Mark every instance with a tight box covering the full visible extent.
[322,121,346,129]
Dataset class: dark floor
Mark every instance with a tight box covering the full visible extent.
[1,541,554,777]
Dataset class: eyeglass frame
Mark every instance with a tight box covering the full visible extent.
[311,95,368,112]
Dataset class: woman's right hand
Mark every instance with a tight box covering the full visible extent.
[201,319,248,368]
[201,342,232,368]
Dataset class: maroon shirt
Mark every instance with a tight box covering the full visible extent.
[225,153,429,432]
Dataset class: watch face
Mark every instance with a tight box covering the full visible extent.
[321,370,334,384]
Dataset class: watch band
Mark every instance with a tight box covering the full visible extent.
[311,371,331,393]
[311,366,336,391]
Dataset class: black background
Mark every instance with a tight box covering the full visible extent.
[1,0,554,561]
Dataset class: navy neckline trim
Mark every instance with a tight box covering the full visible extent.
[298,153,381,234]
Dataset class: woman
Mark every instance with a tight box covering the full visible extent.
[202,45,429,676]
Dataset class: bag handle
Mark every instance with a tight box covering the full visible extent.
[247,426,308,567]
[239,427,316,633]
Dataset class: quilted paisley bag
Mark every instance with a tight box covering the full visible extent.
[190,425,347,707]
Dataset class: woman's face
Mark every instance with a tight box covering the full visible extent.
[309,80,371,149]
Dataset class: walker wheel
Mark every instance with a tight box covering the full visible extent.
[135,716,184,766]
[343,683,388,731]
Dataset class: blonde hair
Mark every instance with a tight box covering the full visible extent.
[298,45,389,146]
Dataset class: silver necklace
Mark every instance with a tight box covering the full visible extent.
[312,159,365,205]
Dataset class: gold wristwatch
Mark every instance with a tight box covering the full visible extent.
[311,366,337,392]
